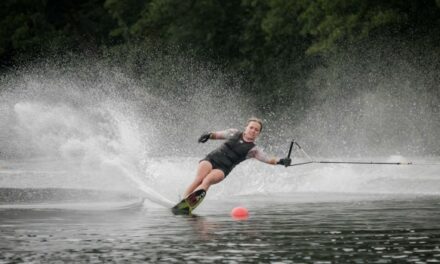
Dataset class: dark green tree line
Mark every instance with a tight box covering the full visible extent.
[1,0,439,105]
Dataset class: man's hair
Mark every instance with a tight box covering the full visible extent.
[246,117,263,132]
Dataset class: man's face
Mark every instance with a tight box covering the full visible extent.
[244,121,261,141]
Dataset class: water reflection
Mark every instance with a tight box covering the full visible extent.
[1,194,440,263]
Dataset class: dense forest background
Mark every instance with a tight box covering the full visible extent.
[1,0,439,112]
[0,0,440,158]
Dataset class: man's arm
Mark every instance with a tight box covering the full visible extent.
[248,147,278,165]
[211,129,239,139]
[248,147,291,166]
[198,129,238,143]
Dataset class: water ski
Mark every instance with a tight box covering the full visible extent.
[171,189,206,215]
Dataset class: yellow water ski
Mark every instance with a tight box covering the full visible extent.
[171,189,206,215]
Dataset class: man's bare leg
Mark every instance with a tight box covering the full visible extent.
[183,161,213,197]
[195,169,225,192]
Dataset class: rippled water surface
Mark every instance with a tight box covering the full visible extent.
[1,193,440,263]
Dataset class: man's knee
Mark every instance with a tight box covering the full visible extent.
[202,175,216,185]
[199,160,213,170]
[208,173,225,184]
[202,176,214,185]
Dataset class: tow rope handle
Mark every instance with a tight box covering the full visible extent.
[287,141,294,159]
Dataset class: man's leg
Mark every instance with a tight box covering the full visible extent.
[183,160,213,197]
[195,169,225,192]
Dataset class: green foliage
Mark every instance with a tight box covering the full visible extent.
[104,0,147,40]
[299,0,404,54]
[0,0,54,58]
[133,0,245,60]
[2,0,439,65]
[0,0,115,66]
[0,0,439,110]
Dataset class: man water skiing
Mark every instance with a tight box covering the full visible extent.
[183,117,292,198]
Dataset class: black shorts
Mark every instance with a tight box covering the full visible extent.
[200,157,232,177]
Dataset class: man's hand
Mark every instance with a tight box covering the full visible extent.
[277,158,291,167]
[198,132,211,143]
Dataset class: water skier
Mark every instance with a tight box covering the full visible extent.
[183,117,292,198]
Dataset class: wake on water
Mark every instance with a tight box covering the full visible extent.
[0,56,439,209]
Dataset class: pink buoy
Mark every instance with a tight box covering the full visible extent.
[231,207,249,220]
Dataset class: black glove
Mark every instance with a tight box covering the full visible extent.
[198,132,211,143]
[277,158,291,167]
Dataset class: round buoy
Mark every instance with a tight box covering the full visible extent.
[231,207,249,220]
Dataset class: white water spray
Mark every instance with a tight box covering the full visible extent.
[0,49,439,208]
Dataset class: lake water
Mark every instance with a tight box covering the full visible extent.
[2,47,440,263]
[1,191,439,263]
